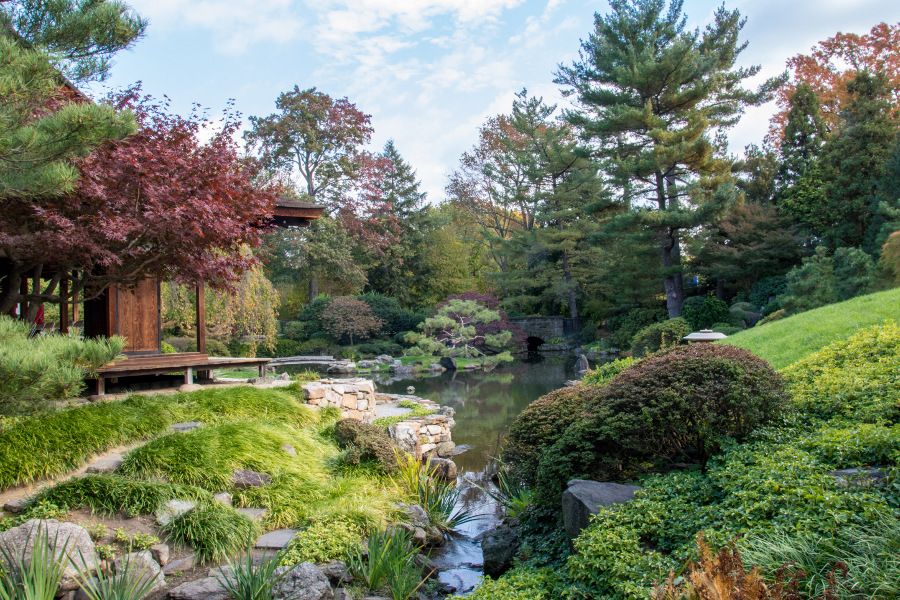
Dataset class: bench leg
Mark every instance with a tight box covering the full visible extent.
[185,367,194,385]
[96,377,105,396]
[258,364,266,378]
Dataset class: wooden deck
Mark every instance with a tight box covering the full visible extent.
[94,353,271,395]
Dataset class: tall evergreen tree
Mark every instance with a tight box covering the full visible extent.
[365,140,431,305]
[556,0,783,316]
[819,71,898,251]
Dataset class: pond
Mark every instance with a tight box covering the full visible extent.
[375,355,576,595]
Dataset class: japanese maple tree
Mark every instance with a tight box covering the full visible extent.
[0,88,277,315]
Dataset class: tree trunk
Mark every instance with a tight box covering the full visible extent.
[561,249,578,319]
[655,171,685,318]
[308,275,319,302]
[0,263,20,316]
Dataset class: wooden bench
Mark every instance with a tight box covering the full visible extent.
[94,353,271,395]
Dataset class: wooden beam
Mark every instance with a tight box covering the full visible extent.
[195,282,206,354]
[59,274,69,334]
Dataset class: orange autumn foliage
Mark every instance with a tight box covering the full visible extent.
[770,22,900,142]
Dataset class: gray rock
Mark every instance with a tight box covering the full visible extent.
[575,354,590,375]
[2,497,28,514]
[233,469,272,489]
[279,372,291,381]
[425,526,444,547]
[319,560,351,585]
[562,480,640,539]
[86,453,123,474]
[237,507,268,522]
[0,519,98,591]
[114,550,165,594]
[170,421,202,432]
[272,562,333,600]
[150,543,170,566]
[430,458,458,481]
[481,521,520,578]
[391,364,414,375]
[282,444,297,456]
[333,589,353,600]
[446,444,471,457]
[213,492,233,507]
[439,356,457,371]
[255,529,297,550]
[168,576,229,600]
[435,441,456,457]
[162,554,195,575]
[411,527,427,546]
[438,406,456,417]
[399,503,429,529]
[375,355,393,364]
[155,499,196,526]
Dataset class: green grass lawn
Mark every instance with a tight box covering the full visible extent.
[721,287,900,369]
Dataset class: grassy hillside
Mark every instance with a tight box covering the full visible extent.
[721,287,900,369]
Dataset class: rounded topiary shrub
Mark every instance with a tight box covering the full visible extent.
[535,344,786,504]
[630,317,691,357]
[503,386,596,484]
[333,419,398,473]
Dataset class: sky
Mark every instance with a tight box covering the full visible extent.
[88,0,900,200]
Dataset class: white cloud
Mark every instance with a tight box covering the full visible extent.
[128,0,303,53]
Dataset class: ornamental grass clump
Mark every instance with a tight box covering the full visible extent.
[394,453,475,532]
[218,550,285,600]
[348,529,429,600]
[333,419,399,473]
[161,502,258,564]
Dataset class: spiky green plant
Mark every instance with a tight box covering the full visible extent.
[161,503,258,564]
[216,549,284,600]
[393,452,475,533]
[348,529,424,597]
[0,524,68,600]
[73,551,160,600]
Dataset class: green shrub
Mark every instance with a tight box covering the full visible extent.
[630,317,690,357]
[536,344,786,503]
[333,419,398,473]
[0,316,124,414]
[709,322,743,336]
[581,357,637,387]
[356,293,425,337]
[748,276,787,310]
[458,568,561,600]
[280,519,362,565]
[160,341,177,354]
[352,340,404,358]
[781,322,900,423]
[162,502,258,564]
[681,296,730,330]
[605,307,667,350]
[503,387,591,485]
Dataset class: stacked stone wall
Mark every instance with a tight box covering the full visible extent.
[301,378,377,422]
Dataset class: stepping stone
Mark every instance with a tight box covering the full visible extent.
[168,576,228,600]
[2,498,28,514]
[237,508,267,522]
[86,453,123,473]
[232,469,271,489]
[254,528,297,550]
[170,421,202,432]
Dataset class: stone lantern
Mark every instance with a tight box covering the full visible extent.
[683,329,728,343]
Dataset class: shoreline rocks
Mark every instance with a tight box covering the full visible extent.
[561,479,640,539]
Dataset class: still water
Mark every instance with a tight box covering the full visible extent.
[375,356,575,595]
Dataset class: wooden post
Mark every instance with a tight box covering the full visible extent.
[59,274,69,334]
[195,282,206,355]
[185,367,194,385]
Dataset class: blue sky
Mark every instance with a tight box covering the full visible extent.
[89,0,899,199]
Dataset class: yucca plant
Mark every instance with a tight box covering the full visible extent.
[480,463,533,519]
[0,524,68,600]
[216,549,284,600]
[73,551,159,600]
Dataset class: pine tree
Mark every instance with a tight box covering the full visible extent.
[556,0,783,316]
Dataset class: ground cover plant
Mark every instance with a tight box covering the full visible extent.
[478,322,899,599]
[721,287,900,368]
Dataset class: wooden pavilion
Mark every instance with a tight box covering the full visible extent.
[81,198,323,395]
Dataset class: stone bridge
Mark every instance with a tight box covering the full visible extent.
[510,317,581,350]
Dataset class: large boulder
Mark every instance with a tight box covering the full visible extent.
[273,562,334,600]
[439,356,457,371]
[155,499,196,526]
[561,479,640,539]
[481,520,520,578]
[0,519,98,591]
[430,458,458,481]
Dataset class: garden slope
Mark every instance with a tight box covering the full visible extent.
[721,287,900,369]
